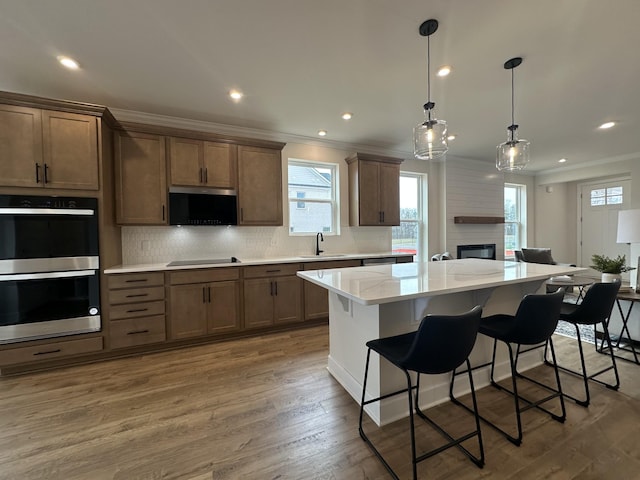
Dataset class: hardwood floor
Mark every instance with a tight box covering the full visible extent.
[1,326,640,479]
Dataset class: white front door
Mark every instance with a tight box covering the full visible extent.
[579,179,631,278]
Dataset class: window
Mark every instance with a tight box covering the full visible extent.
[590,186,623,206]
[504,183,526,259]
[288,160,338,234]
[392,173,425,258]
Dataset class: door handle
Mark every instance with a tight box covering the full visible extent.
[208,286,211,303]
[35,163,41,183]
[44,164,49,183]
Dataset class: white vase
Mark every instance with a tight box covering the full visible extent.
[601,273,621,283]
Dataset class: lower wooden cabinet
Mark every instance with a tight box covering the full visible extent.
[168,268,241,339]
[107,272,167,349]
[243,263,302,328]
[0,337,103,365]
[303,260,361,321]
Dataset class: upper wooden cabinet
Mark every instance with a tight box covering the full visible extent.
[237,145,283,225]
[0,105,99,190]
[346,152,403,226]
[114,131,167,225]
[168,137,237,189]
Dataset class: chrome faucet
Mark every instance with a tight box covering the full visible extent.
[315,232,324,256]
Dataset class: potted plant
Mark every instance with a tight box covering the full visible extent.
[590,254,635,282]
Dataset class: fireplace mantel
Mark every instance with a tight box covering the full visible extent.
[454,216,505,224]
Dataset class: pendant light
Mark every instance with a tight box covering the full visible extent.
[496,57,530,171]
[413,19,448,160]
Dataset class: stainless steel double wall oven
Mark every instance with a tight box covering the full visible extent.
[0,195,101,344]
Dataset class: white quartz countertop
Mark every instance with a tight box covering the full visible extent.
[103,252,410,274]
[296,258,590,306]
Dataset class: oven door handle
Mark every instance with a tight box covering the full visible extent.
[0,208,95,216]
[0,270,97,282]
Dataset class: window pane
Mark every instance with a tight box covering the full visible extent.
[392,221,418,254]
[591,197,606,206]
[607,186,623,196]
[288,201,333,233]
[591,188,605,199]
[504,186,518,222]
[504,223,519,258]
[608,195,623,205]
[288,164,332,200]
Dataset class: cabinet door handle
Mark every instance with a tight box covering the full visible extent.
[162,205,166,221]
[381,211,385,223]
[127,329,150,335]
[35,163,41,183]
[270,281,274,296]
[126,308,148,313]
[204,168,208,183]
[208,286,211,303]
[240,208,243,222]
[44,164,50,184]
[199,167,203,183]
[33,349,61,356]
[274,281,278,296]
[202,286,206,303]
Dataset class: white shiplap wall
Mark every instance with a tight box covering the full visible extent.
[445,157,505,259]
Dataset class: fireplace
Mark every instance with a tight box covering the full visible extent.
[457,244,496,260]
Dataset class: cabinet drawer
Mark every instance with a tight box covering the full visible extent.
[303,260,361,270]
[169,267,240,285]
[110,300,165,320]
[110,316,166,349]
[244,263,301,278]
[109,286,165,305]
[0,337,103,365]
[108,272,164,290]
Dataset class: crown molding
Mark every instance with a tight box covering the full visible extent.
[109,108,413,160]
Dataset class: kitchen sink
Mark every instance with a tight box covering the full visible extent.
[167,257,240,266]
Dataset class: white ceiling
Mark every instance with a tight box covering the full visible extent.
[1,0,639,173]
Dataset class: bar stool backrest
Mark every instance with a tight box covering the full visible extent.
[399,305,482,375]
[509,290,565,345]
[562,281,621,325]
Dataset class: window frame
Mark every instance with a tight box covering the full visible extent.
[504,183,527,260]
[287,159,339,236]
[392,172,426,259]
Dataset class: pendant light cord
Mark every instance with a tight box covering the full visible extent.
[511,67,515,129]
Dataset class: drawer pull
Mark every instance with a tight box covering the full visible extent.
[127,329,150,335]
[125,293,149,298]
[126,308,149,313]
[266,269,281,273]
[125,279,148,283]
[33,349,62,356]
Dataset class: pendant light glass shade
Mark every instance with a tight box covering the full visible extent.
[414,114,448,160]
[496,125,530,171]
[413,19,448,160]
[496,57,530,171]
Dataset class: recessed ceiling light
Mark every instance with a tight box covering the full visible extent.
[447,134,456,141]
[341,112,353,120]
[57,56,80,70]
[599,121,615,129]
[437,65,451,77]
[318,130,327,137]
[558,158,567,163]
[229,90,244,101]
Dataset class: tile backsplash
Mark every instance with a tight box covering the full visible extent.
[121,226,391,265]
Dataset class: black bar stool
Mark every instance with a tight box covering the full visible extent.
[545,281,621,407]
[359,306,484,480]
[450,290,565,446]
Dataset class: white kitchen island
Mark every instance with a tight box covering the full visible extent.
[297,259,588,425]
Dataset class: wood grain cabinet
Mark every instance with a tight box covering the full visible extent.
[107,272,166,349]
[346,153,403,226]
[302,260,361,321]
[237,145,283,225]
[114,131,167,225]
[0,105,99,190]
[168,268,241,339]
[168,137,237,189]
[243,263,302,328]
